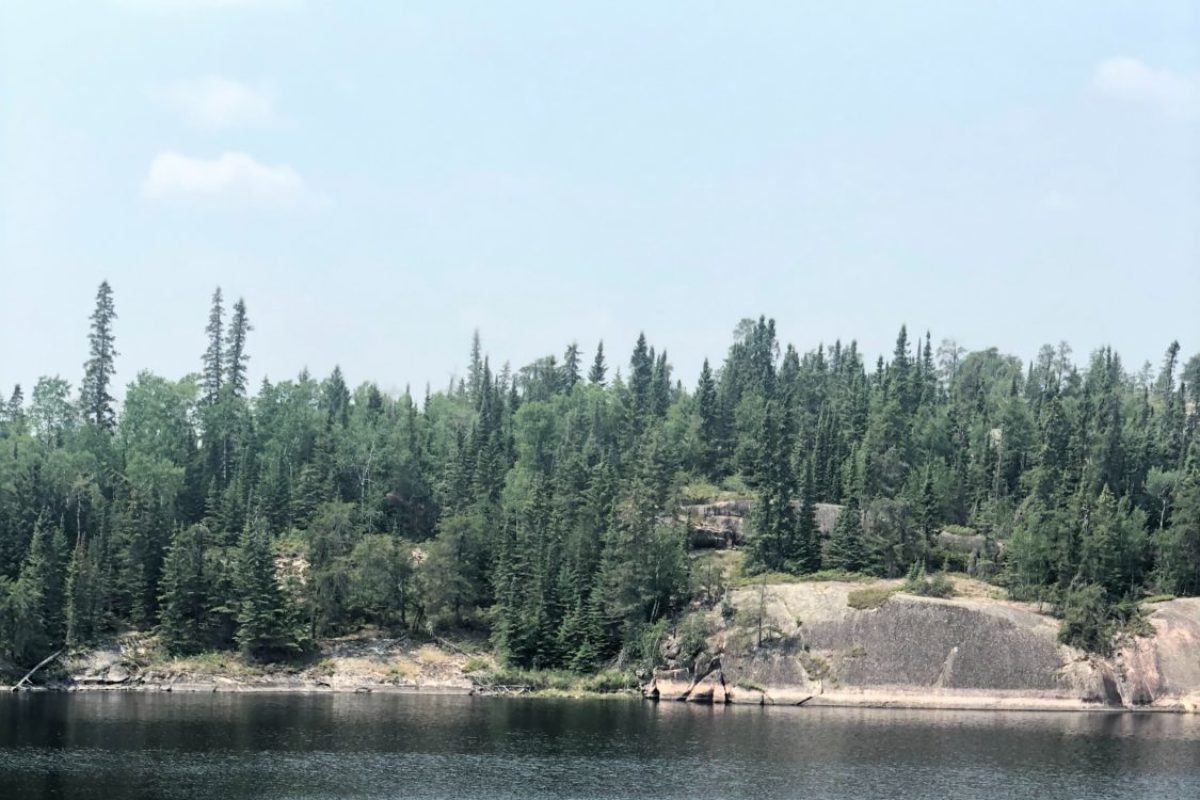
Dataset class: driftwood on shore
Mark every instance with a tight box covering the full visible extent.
[10,649,63,691]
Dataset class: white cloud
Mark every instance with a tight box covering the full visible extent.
[142,151,307,204]
[159,76,277,130]
[1092,57,1200,119]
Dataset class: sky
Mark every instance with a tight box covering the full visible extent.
[1,1,1198,399]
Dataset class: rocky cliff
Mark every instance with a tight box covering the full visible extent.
[643,578,1200,712]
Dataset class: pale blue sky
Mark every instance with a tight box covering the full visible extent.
[2,1,1198,398]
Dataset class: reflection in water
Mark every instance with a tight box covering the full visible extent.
[3,693,1199,800]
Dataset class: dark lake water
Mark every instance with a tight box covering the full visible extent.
[2,693,1199,800]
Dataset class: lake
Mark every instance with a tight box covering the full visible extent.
[2,693,1199,799]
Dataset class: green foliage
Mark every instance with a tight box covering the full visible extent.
[1057,581,1116,654]
[847,586,899,610]
[0,286,1197,680]
[675,612,710,666]
[234,522,303,661]
[157,524,212,655]
[902,562,956,598]
[827,504,867,573]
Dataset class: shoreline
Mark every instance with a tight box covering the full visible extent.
[9,681,1196,713]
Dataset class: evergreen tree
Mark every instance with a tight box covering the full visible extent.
[695,358,721,478]
[158,524,212,654]
[234,521,298,660]
[201,287,224,407]
[65,538,102,647]
[588,341,607,386]
[225,298,252,398]
[747,403,800,573]
[80,280,118,431]
[562,342,581,390]
[2,520,68,665]
[795,460,822,573]
[827,502,867,572]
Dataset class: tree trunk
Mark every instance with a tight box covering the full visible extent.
[12,650,63,691]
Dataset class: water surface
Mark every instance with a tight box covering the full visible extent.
[2,693,1198,799]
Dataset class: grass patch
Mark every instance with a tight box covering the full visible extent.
[731,571,802,588]
[162,651,266,678]
[731,568,874,588]
[798,651,832,681]
[462,656,491,673]
[847,586,899,610]
[477,667,639,696]
[802,569,875,583]
[902,562,956,598]
[414,645,452,667]
[734,678,765,692]
[1142,593,1176,605]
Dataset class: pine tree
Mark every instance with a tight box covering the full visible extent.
[80,280,118,431]
[225,298,252,398]
[588,341,607,386]
[696,359,721,478]
[201,287,224,407]
[234,521,298,660]
[3,520,69,665]
[562,342,581,390]
[747,403,800,573]
[827,501,867,573]
[629,334,653,420]
[65,538,102,647]
[158,524,211,655]
[796,460,822,573]
[1157,469,1200,595]
[467,329,484,403]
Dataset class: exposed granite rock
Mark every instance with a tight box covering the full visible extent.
[680,500,843,550]
[642,579,1200,712]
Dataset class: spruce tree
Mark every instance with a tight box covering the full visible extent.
[225,298,252,398]
[747,403,800,573]
[158,524,211,655]
[201,287,224,407]
[234,521,297,660]
[562,342,581,390]
[588,341,607,386]
[65,538,102,647]
[796,460,822,573]
[827,501,867,573]
[4,520,68,665]
[80,280,118,431]
[696,359,721,478]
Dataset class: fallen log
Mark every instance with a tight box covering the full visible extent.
[11,649,63,691]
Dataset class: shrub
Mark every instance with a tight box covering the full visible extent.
[1057,582,1114,655]
[462,656,490,673]
[847,586,898,610]
[903,562,956,598]
[582,670,638,693]
[676,613,710,665]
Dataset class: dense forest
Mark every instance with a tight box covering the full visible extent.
[1,282,1198,672]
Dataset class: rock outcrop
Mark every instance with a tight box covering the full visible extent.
[57,635,476,694]
[642,579,1200,711]
[681,500,842,549]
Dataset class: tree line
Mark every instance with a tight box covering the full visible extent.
[1,283,1197,670]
